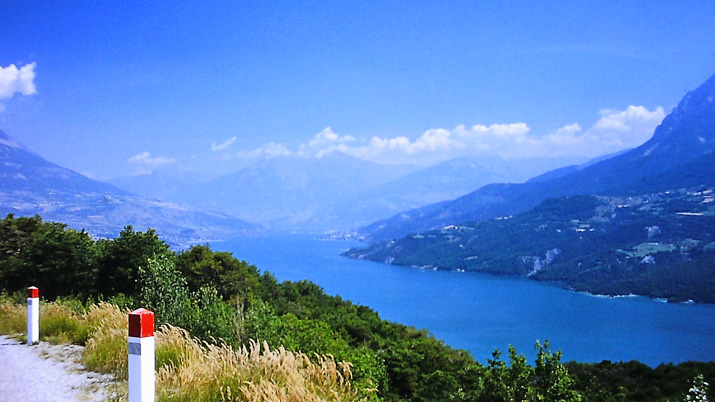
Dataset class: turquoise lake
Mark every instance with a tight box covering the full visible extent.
[212,233,715,365]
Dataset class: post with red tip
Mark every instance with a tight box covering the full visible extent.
[27,286,39,344]
[128,308,155,402]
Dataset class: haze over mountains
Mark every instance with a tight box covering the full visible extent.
[0,130,261,247]
[109,150,579,232]
[344,72,715,302]
[0,126,576,245]
[356,72,715,243]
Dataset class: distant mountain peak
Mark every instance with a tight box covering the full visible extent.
[648,72,715,150]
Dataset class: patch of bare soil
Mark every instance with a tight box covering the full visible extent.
[0,335,118,402]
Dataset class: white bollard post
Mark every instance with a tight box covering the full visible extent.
[27,286,39,345]
[128,308,155,402]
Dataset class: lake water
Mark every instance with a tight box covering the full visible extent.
[212,233,715,366]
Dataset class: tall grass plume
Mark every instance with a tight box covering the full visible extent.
[156,325,373,402]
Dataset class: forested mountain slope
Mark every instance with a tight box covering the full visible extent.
[344,187,715,302]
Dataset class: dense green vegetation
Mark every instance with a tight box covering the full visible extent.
[345,187,715,303]
[0,213,712,401]
[566,360,715,402]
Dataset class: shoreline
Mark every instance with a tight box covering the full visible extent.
[349,253,712,306]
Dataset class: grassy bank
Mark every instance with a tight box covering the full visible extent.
[0,298,372,402]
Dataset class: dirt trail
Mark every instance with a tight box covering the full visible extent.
[0,335,115,402]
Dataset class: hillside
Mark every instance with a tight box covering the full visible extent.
[0,131,262,247]
[344,187,715,303]
[356,72,715,242]
[344,72,715,302]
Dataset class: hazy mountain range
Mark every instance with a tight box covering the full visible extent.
[355,72,715,243]
[0,127,576,244]
[0,123,579,245]
[343,72,715,302]
[3,67,713,301]
[109,150,579,232]
[0,131,262,248]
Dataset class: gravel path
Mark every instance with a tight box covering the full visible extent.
[0,335,115,402]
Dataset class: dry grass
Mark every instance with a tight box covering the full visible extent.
[0,297,97,344]
[82,303,129,379]
[155,325,372,402]
[40,301,93,344]
[0,299,375,402]
[0,299,128,377]
[0,298,26,338]
[0,299,128,401]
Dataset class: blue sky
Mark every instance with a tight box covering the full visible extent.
[1,1,714,179]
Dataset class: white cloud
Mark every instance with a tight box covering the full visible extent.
[520,106,665,158]
[342,123,534,164]
[308,127,356,148]
[0,63,37,111]
[235,128,356,160]
[589,105,666,147]
[229,105,666,166]
[128,151,176,166]
[543,124,584,148]
[236,142,292,159]
[211,136,237,151]
[297,127,357,158]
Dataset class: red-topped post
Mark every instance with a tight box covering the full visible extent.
[128,308,155,402]
[27,286,39,344]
